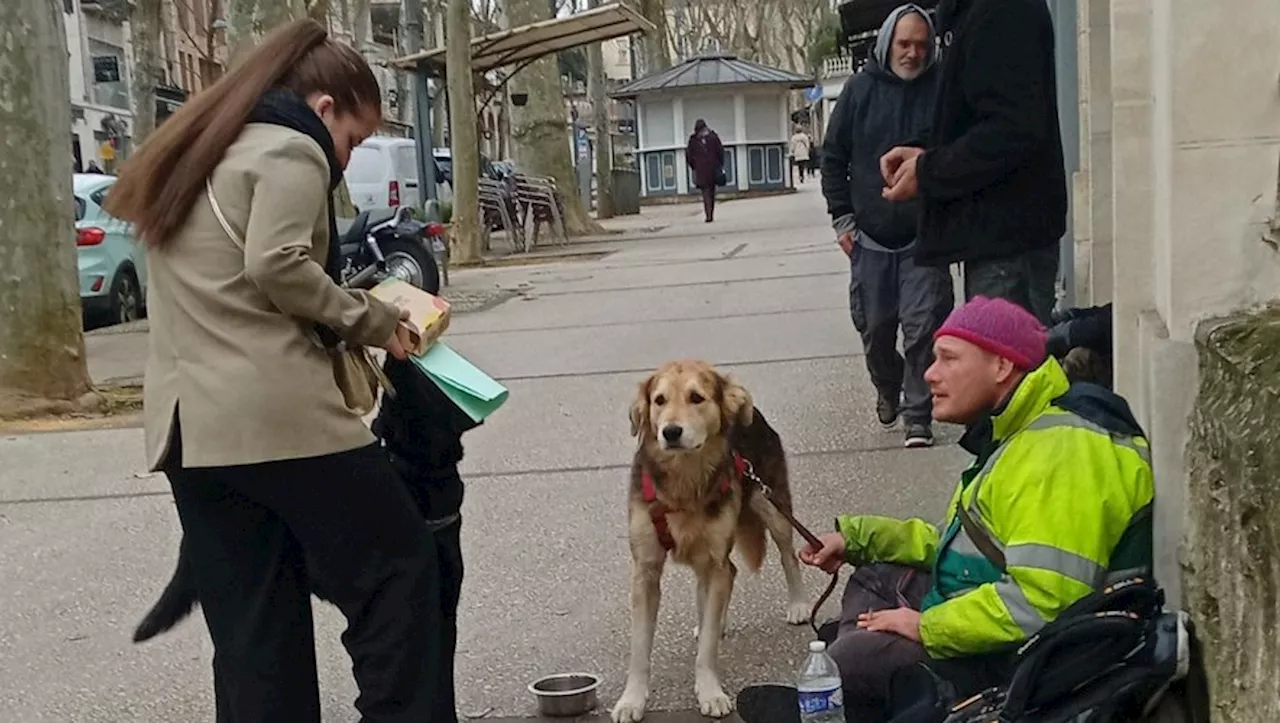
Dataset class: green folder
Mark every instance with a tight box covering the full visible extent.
[410,341,510,422]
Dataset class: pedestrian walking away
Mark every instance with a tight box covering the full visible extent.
[790,127,813,183]
[880,0,1069,325]
[104,18,444,723]
[821,3,953,448]
[686,118,725,223]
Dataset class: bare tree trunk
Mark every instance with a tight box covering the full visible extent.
[227,0,258,62]
[586,0,613,219]
[0,0,94,417]
[637,0,670,73]
[307,0,330,21]
[445,0,481,261]
[260,0,295,30]
[131,0,163,143]
[505,0,603,235]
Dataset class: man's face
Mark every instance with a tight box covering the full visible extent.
[890,13,930,80]
[924,336,1013,424]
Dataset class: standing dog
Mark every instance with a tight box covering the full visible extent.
[612,360,811,723]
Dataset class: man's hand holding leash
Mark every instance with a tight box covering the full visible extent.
[799,532,924,642]
[800,532,847,574]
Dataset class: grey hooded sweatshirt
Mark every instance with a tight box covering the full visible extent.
[820,4,938,250]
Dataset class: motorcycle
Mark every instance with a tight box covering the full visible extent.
[337,206,444,294]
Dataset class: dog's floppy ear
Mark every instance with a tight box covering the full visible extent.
[629,374,655,438]
[719,373,754,429]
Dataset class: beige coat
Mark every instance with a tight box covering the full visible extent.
[789,132,812,162]
[143,124,401,470]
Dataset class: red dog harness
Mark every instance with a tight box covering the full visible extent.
[641,451,751,551]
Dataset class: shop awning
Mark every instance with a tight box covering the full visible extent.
[391,2,656,76]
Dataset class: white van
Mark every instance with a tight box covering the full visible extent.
[345,137,424,211]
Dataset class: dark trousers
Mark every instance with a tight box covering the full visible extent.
[828,564,1011,723]
[700,185,716,221]
[387,449,468,723]
[793,158,809,182]
[964,244,1060,325]
[848,241,955,425]
[164,432,443,723]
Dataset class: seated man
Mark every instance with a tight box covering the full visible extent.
[800,296,1154,722]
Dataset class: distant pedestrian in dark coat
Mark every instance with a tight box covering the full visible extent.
[686,118,725,222]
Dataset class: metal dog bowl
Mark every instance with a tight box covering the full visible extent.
[527,672,602,717]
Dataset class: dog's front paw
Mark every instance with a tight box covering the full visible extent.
[611,689,648,723]
[785,600,812,625]
[695,680,734,718]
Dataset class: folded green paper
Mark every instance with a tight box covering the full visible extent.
[410,342,509,422]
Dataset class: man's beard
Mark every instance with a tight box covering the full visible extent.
[892,61,923,80]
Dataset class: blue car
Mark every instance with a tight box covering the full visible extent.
[74,173,147,326]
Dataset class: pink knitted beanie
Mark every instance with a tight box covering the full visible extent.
[934,296,1047,370]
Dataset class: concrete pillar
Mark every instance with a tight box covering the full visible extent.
[1073,0,1113,306]
[1118,0,1280,606]
[1108,0,1154,404]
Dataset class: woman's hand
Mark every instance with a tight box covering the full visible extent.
[856,607,922,642]
[800,532,848,574]
[381,309,413,360]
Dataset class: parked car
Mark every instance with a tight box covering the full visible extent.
[74,173,147,326]
[345,137,432,211]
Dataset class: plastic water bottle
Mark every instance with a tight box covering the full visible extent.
[797,640,844,723]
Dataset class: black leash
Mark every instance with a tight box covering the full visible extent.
[740,458,918,639]
[739,460,840,638]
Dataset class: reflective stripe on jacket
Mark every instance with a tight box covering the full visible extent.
[836,358,1154,659]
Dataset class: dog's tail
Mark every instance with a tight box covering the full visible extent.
[734,512,767,573]
[133,534,200,643]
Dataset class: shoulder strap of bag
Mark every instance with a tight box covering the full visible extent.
[206,179,244,250]
[955,503,1007,572]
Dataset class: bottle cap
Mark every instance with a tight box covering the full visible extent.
[809,640,827,653]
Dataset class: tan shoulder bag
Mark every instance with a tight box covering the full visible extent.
[204,179,388,416]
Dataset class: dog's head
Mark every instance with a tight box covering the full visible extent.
[629,360,753,452]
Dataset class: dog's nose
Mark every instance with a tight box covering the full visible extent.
[661,425,683,443]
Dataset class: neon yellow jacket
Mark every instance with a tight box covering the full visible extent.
[836,359,1154,659]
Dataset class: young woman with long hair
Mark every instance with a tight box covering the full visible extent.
[107,19,443,723]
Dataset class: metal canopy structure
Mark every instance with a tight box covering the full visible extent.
[390,2,656,76]
[610,53,810,98]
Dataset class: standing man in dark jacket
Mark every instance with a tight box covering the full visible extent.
[686,119,725,223]
[821,4,954,448]
[880,0,1068,325]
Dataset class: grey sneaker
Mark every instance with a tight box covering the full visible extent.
[876,393,901,429]
[904,423,934,448]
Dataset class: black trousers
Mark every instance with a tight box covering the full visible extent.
[828,564,1010,723]
[164,431,443,723]
[963,244,1060,326]
[700,185,716,221]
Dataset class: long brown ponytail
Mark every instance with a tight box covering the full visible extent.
[105,19,382,249]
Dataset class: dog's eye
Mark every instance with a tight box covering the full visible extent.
[653,395,667,406]
[689,392,705,404]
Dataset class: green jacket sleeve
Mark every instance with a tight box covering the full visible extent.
[836,515,941,568]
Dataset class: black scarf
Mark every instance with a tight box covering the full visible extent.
[247,89,345,349]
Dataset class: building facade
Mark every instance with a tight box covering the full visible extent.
[66,0,135,173]
[614,54,809,200]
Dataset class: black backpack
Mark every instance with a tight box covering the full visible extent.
[889,578,1200,723]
